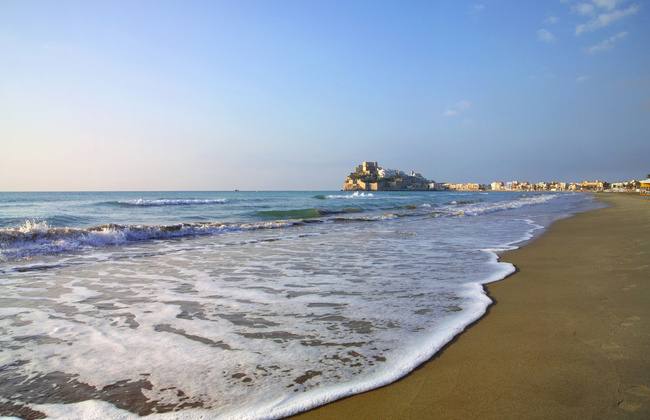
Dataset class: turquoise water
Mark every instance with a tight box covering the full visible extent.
[0,190,522,228]
[0,190,593,261]
[0,191,599,418]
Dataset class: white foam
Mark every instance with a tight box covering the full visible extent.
[22,237,522,420]
[2,192,594,419]
[0,194,560,262]
[34,400,138,420]
[326,192,374,199]
[0,220,293,261]
[117,198,227,206]
[229,221,529,419]
[445,194,558,217]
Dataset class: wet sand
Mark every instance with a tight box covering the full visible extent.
[297,193,650,419]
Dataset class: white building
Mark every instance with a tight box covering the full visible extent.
[378,168,399,178]
[429,182,446,191]
[490,181,504,191]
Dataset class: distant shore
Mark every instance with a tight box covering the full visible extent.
[296,193,650,419]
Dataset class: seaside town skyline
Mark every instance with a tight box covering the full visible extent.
[343,161,650,192]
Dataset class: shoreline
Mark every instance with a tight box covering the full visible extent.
[2,193,644,419]
[224,197,552,419]
[296,193,650,419]
[251,197,557,418]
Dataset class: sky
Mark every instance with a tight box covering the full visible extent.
[1,0,649,190]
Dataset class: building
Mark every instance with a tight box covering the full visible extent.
[490,181,504,191]
[378,168,398,178]
[343,162,642,194]
[429,182,447,191]
[610,180,640,192]
[343,161,431,191]
[580,180,609,191]
[445,183,481,191]
[552,182,567,191]
[358,161,378,175]
[506,181,533,191]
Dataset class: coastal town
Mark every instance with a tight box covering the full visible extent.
[343,161,650,193]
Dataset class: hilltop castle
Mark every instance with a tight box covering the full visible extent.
[342,161,432,191]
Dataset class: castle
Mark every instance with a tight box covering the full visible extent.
[342,161,432,191]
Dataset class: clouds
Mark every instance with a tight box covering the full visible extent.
[443,100,472,118]
[529,0,640,87]
[575,2,640,35]
[573,2,596,16]
[573,0,626,17]
[560,1,640,54]
[544,15,559,25]
[535,1,639,47]
[592,0,623,11]
[537,28,556,43]
[535,1,640,54]
[537,15,559,44]
[586,31,627,54]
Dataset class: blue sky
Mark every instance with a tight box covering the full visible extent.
[1,0,649,190]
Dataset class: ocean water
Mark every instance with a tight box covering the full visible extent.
[0,191,600,418]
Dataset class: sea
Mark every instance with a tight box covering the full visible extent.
[0,191,601,419]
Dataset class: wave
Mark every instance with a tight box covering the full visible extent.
[256,207,363,219]
[333,213,400,223]
[1,214,93,229]
[19,202,561,420]
[257,208,322,219]
[0,219,293,261]
[104,198,227,207]
[445,194,558,216]
[325,192,375,199]
[403,203,434,210]
[1,195,560,261]
[447,199,479,205]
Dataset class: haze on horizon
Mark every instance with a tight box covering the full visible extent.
[1,0,649,191]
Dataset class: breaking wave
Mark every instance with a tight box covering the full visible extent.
[1,194,560,261]
[447,199,480,205]
[0,219,293,261]
[324,192,375,199]
[445,194,558,216]
[256,207,363,219]
[105,198,227,207]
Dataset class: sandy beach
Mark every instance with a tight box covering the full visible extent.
[297,193,650,419]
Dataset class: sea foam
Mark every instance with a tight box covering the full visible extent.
[113,198,227,206]
[325,192,375,199]
[0,192,599,419]
[0,219,292,261]
[0,194,561,261]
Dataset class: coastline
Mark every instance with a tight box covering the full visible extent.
[0,192,591,420]
[296,193,650,419]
